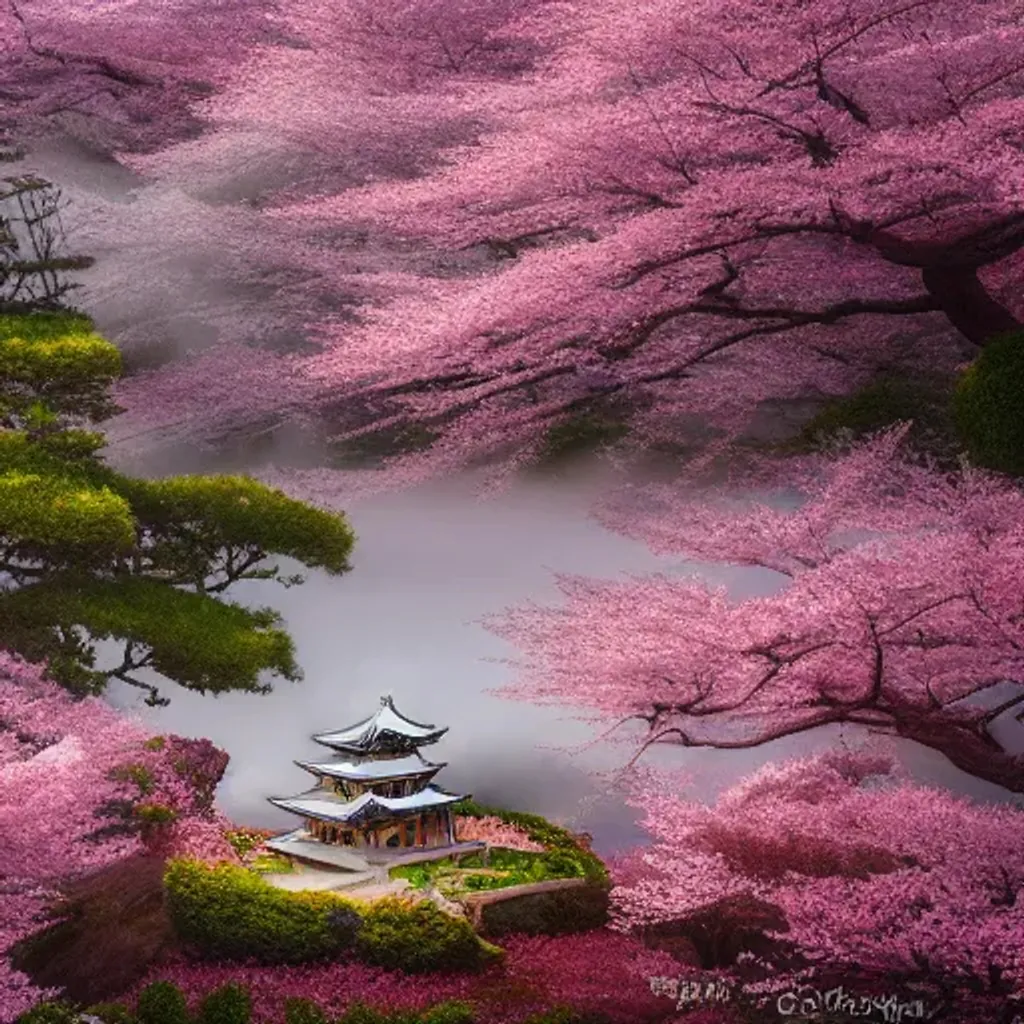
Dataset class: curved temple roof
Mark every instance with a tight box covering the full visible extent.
[312,694,448,753]
[268,783,466,825]
[295,752,445,782]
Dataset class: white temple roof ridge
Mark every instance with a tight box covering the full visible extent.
[312,694,448,751]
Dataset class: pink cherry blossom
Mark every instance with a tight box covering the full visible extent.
[488,428,1024,793]
[609,748,1024,1008]
[0,652,234,1021]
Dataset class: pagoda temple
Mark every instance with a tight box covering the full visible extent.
[268,695,469,852]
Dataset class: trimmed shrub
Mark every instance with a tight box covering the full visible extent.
[953,329,1024,475]
[283,998,328,1024]
[419,1002,477,1024]
[83,1003,138,1024]
[521,1009,611,1024]
[15,1002,81,1024]
[336,1005,402,1024]
[164,859,502,970]
[136,980,190,1024]
[196,983,251,1024]
[356,897,503,973]
[163,858,357,963]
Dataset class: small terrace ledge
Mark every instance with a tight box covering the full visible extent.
[265,827,487,870]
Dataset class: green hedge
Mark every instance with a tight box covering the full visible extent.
[391,847,591,895]
[196,983,251,1024]
[355,897,502,973]
[15,1002,81,1024]
[164,859,349,964]
[84,1003,137,1024]
[953,329,1024,476]
[163,859,502,971]
[137,981,190,1024]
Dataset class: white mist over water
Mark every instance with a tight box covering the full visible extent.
[98,461,1024,858]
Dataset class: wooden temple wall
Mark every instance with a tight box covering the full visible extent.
[305,809,454,849]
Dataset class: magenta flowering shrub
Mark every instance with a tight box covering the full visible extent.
[164,736,231,815]
[609,748,1024,1008]
[120,930,680,1024]
[0,652,235,1021]
[453,816,546,853]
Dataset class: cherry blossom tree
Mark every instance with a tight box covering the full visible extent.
[0,0,276,159]
[609,747,1024,1017]
[245,0,1024,489]
[0,651,235,1021]
[487,428,1024,793]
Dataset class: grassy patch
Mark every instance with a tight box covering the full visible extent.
[450,801,609,886]
[249,853,296,874]
[389,848,587,896]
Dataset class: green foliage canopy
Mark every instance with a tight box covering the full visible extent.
[0,309,355,704]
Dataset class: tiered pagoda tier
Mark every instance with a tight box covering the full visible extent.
[268,695,469,851]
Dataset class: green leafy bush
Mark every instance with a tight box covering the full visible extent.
[224,828,266,858]
[136,980,190,1024]
[461,874,505,891]
[134,802,177,825]
[83,1002,137,1024]
[248,853,295,874]
[419,1002,476,1024]
[337,1005,395,1024]
[15,1002,80,1024]
[196,983,251,1024]
[539,850,586,879]
[356,897,503,973]
[163,858,356,964]
[775,371,959,462]
[283,998,328,1024]
[953,330,1024,475]
[164,859,502,970]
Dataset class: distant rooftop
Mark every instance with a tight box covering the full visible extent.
[312,694,448,754]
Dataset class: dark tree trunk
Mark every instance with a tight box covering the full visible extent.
[921,265,1021,348]
[869,212,1024,348]
[891,708,1024,794]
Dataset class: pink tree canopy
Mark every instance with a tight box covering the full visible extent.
[248,0,1024,486]
[487,428,1024,793]
[0,0,280,158]
[610,748,1024,1012]
[0,651,235,1021]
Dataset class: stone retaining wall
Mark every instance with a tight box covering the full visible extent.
[457,877,609,937]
